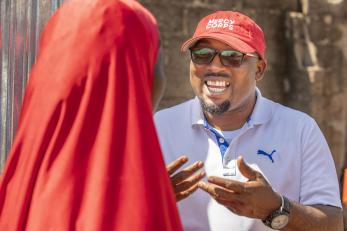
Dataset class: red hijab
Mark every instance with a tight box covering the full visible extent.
[0,0,182,230]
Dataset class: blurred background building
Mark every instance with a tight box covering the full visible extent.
[1,0,347,227]
[0,0,64,170]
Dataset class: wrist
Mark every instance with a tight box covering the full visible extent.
[263,195,291,230]
[264,192,282,219]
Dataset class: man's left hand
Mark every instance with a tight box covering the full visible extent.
[167,156,205,202]
[198,156,281,219]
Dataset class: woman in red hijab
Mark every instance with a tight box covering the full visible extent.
[0,0,182,230]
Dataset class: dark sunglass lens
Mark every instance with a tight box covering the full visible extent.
[191,48,215,64]
[220,50,244,67]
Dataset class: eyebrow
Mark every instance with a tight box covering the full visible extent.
[194,41,211,47]
[193,41,234,50]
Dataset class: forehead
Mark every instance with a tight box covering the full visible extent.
[193,38,238,51]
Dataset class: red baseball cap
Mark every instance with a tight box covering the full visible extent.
[181,11,266,60]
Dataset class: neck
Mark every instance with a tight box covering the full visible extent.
[204,93,257,131]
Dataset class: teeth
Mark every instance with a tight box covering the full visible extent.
[208,87,225,93]
[206,80,230,87]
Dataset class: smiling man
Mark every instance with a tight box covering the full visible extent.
[155,11,342,231]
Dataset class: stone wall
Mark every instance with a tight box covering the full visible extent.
[140,0,347,223]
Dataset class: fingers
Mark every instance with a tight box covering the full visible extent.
[237,156,269,185]
[171,161,204,185]
[173,170,204,202]
[237,156,257,181]
[198,181,219,199]
[198,181,249,216]
[176,184,199,201]
[207,176,246,193]
[168,157,205,201]
[198,181,240,201]
[175,171,205,192]
[166,156,188,175]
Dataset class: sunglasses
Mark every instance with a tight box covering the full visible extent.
[190,47,258,67]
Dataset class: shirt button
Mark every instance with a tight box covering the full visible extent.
[225,156,231,161]
[220,145,227,151]
[219,137,225,143]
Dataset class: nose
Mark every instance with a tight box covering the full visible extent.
[208,53,225,70]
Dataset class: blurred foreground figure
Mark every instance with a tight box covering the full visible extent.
[0,0,182,230]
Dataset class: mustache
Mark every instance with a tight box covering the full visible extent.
[203,71,230,78]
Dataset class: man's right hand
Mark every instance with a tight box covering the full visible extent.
[166,156,205,202]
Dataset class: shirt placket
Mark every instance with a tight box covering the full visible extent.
[204,120,233,175]
[222,122,254,176]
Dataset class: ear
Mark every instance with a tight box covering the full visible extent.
[255,59,266,81]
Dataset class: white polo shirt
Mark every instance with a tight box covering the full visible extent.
[154,89,341,231]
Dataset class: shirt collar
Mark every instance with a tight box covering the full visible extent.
[249,88,273,126]
[191,97,205,127]
[190,87,273,127]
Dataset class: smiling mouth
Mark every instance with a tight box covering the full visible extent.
[205,80,230,93]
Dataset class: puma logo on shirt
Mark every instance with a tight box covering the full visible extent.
[257,149,276,163]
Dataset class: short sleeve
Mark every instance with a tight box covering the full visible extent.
[300,118,342,208]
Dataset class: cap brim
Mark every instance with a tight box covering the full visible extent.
[181,33,256,54]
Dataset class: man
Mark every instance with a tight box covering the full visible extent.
[155,11,343,231]
[0,0,183,230]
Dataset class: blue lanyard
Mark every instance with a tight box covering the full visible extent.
[203,119,230,160]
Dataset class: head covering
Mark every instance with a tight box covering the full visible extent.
[0,0,182,230]
[181,11,266,60]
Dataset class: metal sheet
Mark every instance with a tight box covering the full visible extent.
[0,0,64,170]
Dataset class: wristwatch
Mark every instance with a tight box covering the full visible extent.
[262,195,291,230]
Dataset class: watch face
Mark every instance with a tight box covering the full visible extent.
[271,214,289,229]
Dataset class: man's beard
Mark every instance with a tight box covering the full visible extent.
[198,97,230,115]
